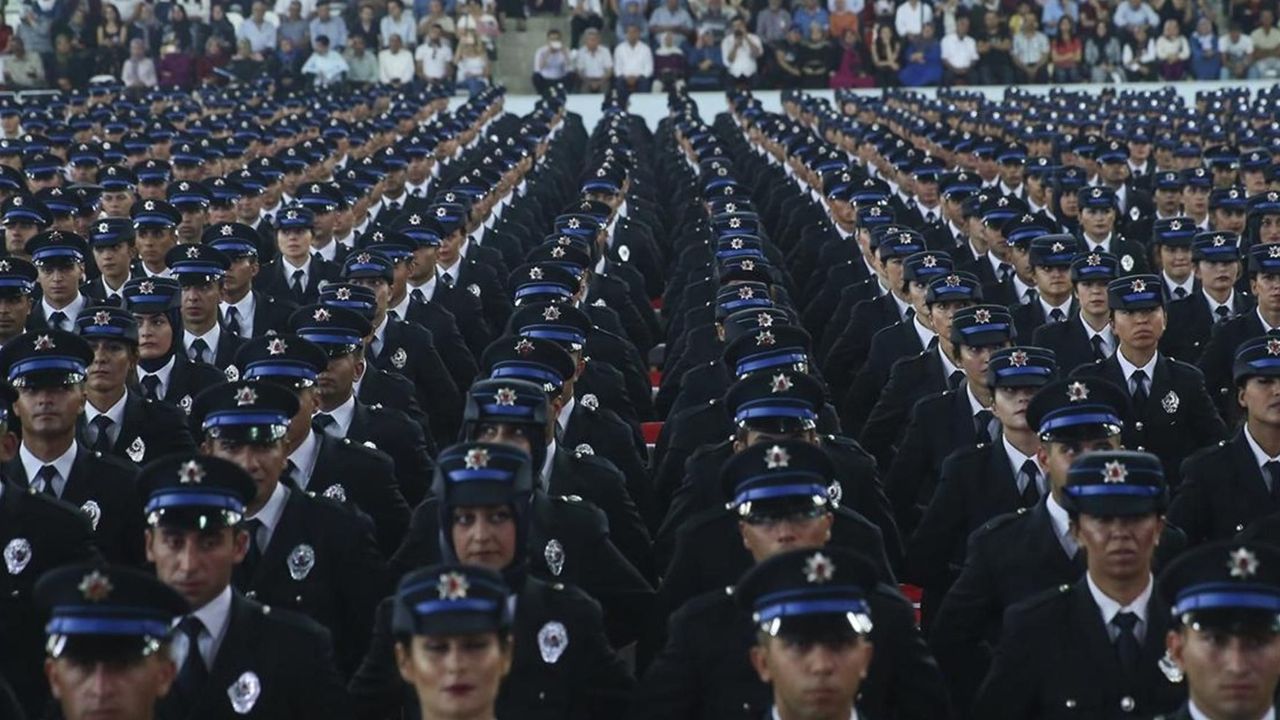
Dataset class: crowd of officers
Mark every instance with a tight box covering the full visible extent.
[7,77,1280,720]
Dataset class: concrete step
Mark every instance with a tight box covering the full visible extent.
[494,13,570,94]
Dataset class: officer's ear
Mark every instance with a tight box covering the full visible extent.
[394,639,416,684]
[1238,383,1248,411]
[232,526,250,562]
[151,646,178,696]
[749,641,772,684]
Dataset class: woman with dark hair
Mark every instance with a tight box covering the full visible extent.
[1050,15,1082,80]
[1084,17,1123,81]
[120,276,225,409]
[772,25,806,86]
[162,3,197,51]
[97,2,128,67]
[898,20,941,86]
[830,26,875,87]
[207,3,237,48]
[870,21,901,85]
[797,19,835,88]
[1121,21,1157,79]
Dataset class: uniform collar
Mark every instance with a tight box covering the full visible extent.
[43,293,85,318]
[288,429,322,490]
[1189,702,1273,720]
[540,439,556,487]
[1115,347,1158,387]
[319,394,356,436]
[179,584,233,668]
[1086,570,1153,638]
[245,479,290,549]
[1046,492,1078,558]
[20,439,77,495]
[85,389,128,425]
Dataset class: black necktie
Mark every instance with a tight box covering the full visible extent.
[1174,286,1188,300]
[190,338,209,364]
[313,413,338,436]
[905,306,916,322]
[1131,369,1149,408]
[283,459,300,489]
[440,271,454,288]
[1091,334,1108,362]
[1019,459,1041,506]
[290,269,306,298]
[32,464,58,496]
[90,415,114,455]
[1022,287,1038,305]
[998,263,1014,284]
[225,306,241,336]
[1215,305,1231,324]
[141,374,161,401]
[411,288,425,304]
[175,616,209,696]
[925,211,936,224]
[48,310,67,331]
[237,518,264,582]
[1049,308,1066,323]
[387,309,400,322]
[974,409,995,444]
[1112,611,1141,675]
[1266,460,1280,502]
[949,369,966,389]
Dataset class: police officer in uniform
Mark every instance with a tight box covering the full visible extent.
[0,256,38,346]
[24,230,90,332]
[1198,242,1280,426]
[139,452,353,719]
[1159,232,1254,364]
[1075,186,1149,274]
[203,222,297,340]
[354,442,634,720]
[974,450,1184,718]
[1032,251,1121,374]
[190,380,388,677]
[35,563,188,720]
[122,276,226,413]
[167,243,244,371]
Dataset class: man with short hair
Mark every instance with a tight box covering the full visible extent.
[941,14,979,84]
[377,33,415,84]
[302,35,350,85]
[721,16,763,85]
[572,28,613,92]
[343,35,379,84]
[26,230,88,332]
[168,244,244,371]
[613,24,654,92]
[237,1,279,53]
[532,29,572,93]
[414,23,452,81]
[1161,231,1254,364]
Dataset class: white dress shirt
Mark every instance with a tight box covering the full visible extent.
[1115,348,1158,396]
[183,324,223,364]
[287,429,322,491]
[136,355,177,400]
[20,440,77,497]
[84,391,128,448]
[42,294,85,331]
[316,394,356,436]
[1086,571,1153,643]
[245,480,290,550]
[220,293,257,339]
[172,585,233,670]
[1003,434,1044,496]
[1046,493,1078,557]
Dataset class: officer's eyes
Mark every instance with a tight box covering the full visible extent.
[487,510,512,525]
[453,512,477,527]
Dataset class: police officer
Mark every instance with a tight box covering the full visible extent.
[131,199,181,279]
[2,193,52,259]
[168,243,244,371]
[122,276,227,413]
[0,329,144,565]
[83,218,137,304]
[0,255,36,344]
[204,222,297,339]
[253,206,341,305]
[354,442,634,720]
[1160,232,1254,364]
[1075,186,1149,274]
[138,453,353,719]
[1154,541,1280,720]
[1200,242,1280,425]
[635,442,948,720]
[25,229,89,332]
[974,450,1183,718]
[1009,235,1080,341]
[190,380,388,677]
[396,213,494,361]
[35,563,188,720]
[1033,251,1120,374]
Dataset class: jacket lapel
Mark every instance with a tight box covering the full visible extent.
[196,593,256,713]
[251,492,305,587]
[1069,579,1123,685]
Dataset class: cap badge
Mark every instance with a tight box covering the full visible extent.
[1010,350,1029,367]
[143,200,155,211]
[551,247,566,258]
[464,447,490,469]
[494,387,518,406]
[804,551,836,584]
[234,386,258,407]
[437,571,470,600]
[98,222,108,233]
[1102,460,1128,484]
[730,238,744,250]
[1229,547,1260,579]
[220,225,234,236]
[1270,246,1280,260]
[78,570,113,602]
[756,312,774,327]
[335,287,351,301]
[529,267,544,280]
[922,254,937,268]
[93,310,111,326]
[435,207,446,217]
[542,305,561,321]
[738,286,754,300]
[1067,381,1090,402]
[741,259,756,271]
[567,217,580,229]
[725,202,737,213]
[771,373,793,393]
[1087,253,1102,266]
[945,274,961,287]
[974,308,992,324]
[32,334,54,351]
[1131,278,1147,293]
[1170,220,1182,231]
[1051,241,1065,253]
[179,459,205,485]
[765,444,790,469]
[730,218,742,229]
[312,308,330,322]
[1268,338,1280,357]
[1213,235,1227,247]
[515,338,535,356]
[12,197,21,206]
[355,253,371,264]
[267,338,288,356]
[139,280,155,294]
[755,330,775,347]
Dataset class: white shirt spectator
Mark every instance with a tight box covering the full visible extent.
[828,0,863,13]
[301,48,349,84]
[236,16,279,52]
[613,38,654,77]
[533,42,571,79]
[415,39,453,79]
[720,31,763,77]
[1112,0,1159,31]
[309,16,348,48]
[378,47,416,82]
[121,55,157,87]
[380,12,418,47]
[895,0,933,37]
[1220,31,1254,61]
[941,30,979,68]
[274,0,316,18]
[572,44,613,78]
[1154,33,1189,61]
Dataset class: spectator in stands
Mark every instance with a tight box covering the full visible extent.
[772,25,806,85]
[1188,16,1220,78]
[2,36,44,88]
[569,0,605,47]
[416,23,453,81]
[195,36,231,84]
[454,30,490,93]
[571,27,612,90]
[167,5,204,53]
[1042,0,1079,37]
[378,31,415,82]
[654,29,689,88]
[532,29,571,93]
[1249,9,1280,77]
[229,38,267,82]
[799,19,835,85]
[1220,21,1252,78]
[238,1,279,53]
[722,16,763,85]
[381,0,418,47]
[279,1,312,50]
[349,4,380,50]
[974,10,1014,84]
[419,0,456,41]
[793,0,831,32]
[696,0,736,40]
[830,26,875,86]
[130,2,162,56]
[120,37,157,89]
[616,1,650,41]
[894,0,932,40]
[455,1,500,54]
[1086,16,1123,80]
[756,0,791,45]
[1113,0,1159,34]
[1156,0,1195,34]
[1122,21,1156,78]
[1153,17,1188,77]
[614,23,654,91]
[303,34,349,84]
[500,0,529,33]
[1050,16,1082,80]
[54,5,95,54]
[651,0,695,42]
[48,32,86,90]
[830,0,859,38]
[16,8,53,58]
[898,17,940,84]
[157,40,195,88]
[207,4,238,49]
[343,33,380,82]
[275,36,308,89]
[686,27,723,88]
[97,4,130,69]
[311,2,348,49]
[941,13,979,83]
[1012,15,1048,81]
[870,21,900,84]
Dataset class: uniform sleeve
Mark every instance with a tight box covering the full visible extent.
[361,448,413,558]
[872,588,953,720]
[1198,327,1238,420]
[928,528,1003,713]
[572,592,637,717]
[349,598,410,720]
[857,358,912,471]
[335,510,392,677]
[971,605,1040,720]
[904,455,970,589]
[1184,367,1228,452]
[884,401,933,537]
[630,605,704,720]
[1167,458,1211,545]
[294,620,357,720]
[584,457,655,581]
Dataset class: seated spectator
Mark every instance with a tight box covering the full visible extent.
[418,0,456,41]
[53,5,95,53]
[1122,21,1156,78]
[1220,21,1252,78]
[616,1,650,42]
[572,27,612,90]
[974,9,1014,83]
[157,41,195,88]
[830,26,875,86]
[1050,16,1082,80]
[829,0,859,38]
[455,1,500,54]
[311,2,349,50]
[1041,0,1079,36]
[798,19,835,86]
[569,0,605,46]
[3,36,46,88]
[1011,15,1048,81]
[1112,0,1159,34]
[167,4,204,52]
[941,13,979,83]
[129,2,162,57]
[686,27,722,88]
[349,4,381,50]
[1188,16,1220,78]
[228,38,266,82]
[651,0,695,42]
[532,29,571,93]
[303,34,349,84]
[207,4,238,50]
[416,23,453,81]
[275,35,308,90]
[721,16,763,85]
[695,0,736,40]
[793,0,830,32]
[378,32,415,82]
[1250,9,1280,77]
[98,4,129,69]
[894,0,932,40]
[613,23,654,91]
[48,32,87,90]
[654,29,689,88]
[498,0,529,32]
[278,1,310,49]
[120,37,157,89]
[454,30,490,93]
[870,21,900,84]
[343,33,380,83]
[195,36,231,84]
[1153,17,1188,78]
[381,0,418,48]
[238,2,278,54]
[756,0,791,46]
[530,0,562,22]
[898,17,940,84]
[1085,15,1123,80]
[16,8,53,59]
[773,25,806,85]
